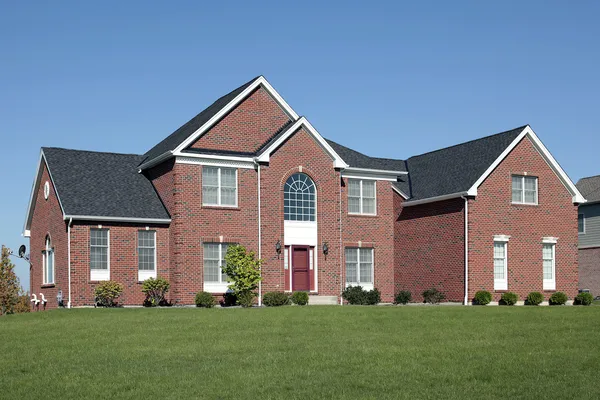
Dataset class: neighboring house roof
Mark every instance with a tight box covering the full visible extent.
[577,175,600,204]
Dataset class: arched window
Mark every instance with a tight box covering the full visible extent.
[284,173,316,221]
[43,235,54,285]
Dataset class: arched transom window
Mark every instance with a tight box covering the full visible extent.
[284,173,316,221]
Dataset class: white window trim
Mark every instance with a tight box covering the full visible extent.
[578,214,586,234]
[493,240,508,291]
[511,175,539,205]
[42,237,54,285]
[345,247,374,291]
[202,167,238,207]
[348,179,377,216]
[542,241,556,291]
[203,243,231,293]
[90,229,110,281]
[138,230,157,281]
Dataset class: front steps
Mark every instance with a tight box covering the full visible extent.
[308,295,338,305]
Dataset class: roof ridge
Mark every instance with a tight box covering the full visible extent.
[408,125,528,160]
[325,138,405,163]
[43,147,142,157]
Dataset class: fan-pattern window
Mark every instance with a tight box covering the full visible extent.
[345,248,374,290]
[138,231,156,280]
[42,236,54,285]
[203,243,230,284]
[90,229,109,280]
[493,241,507,290]
[543,243,556,290]
[203,166,237,206]
[512,175,538,204]
[284,173,316,221]
[348,179,376,215]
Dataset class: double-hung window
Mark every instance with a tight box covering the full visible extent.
[203,243,231,292]
[90,229,110,281]
[578,214,585,234]
[138,230,156,281]
[42,236,54,285]
[345,248,374,290]
[348,179,376,215]
[202,166,237,207]
[493,239,508,290]
[542,240,556,291]
[512,175,538,204]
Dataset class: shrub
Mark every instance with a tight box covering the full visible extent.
[341,286,381,305]
[195,291,216,308]
[365,288,381,305]
[237,291,256,308]
[500,292,518,306]
[574,292,594,306]
[13,292,31,314]
[549,292,568,306]
[394,290,412,305]
[291,291,309,306]
[141,277,170,307]
[474,290,492,305]
[220,292,237,307]
[526,291,544,306]
[263,291,290,307]
[422,288,445,304]
[0,246,20,315]
[94,281,123,307]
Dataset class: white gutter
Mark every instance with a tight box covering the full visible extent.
[137,151,173,172]
[342,167,408,175]
[403,191,469,207]
[63,215,171,224]
[67,217,73,309]
[461,196,469,305]
[254,158,262,307]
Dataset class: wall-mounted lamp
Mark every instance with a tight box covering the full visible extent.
[323,242,329,256]
[275,240,282,258]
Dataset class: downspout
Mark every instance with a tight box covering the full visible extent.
[254,158,262,307]
[67,217,73,309]
[339,171,344,305]
[461,196,469,305]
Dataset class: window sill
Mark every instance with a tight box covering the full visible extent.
[348,213,378,218]
[202,205,241,211]
[41,284,55,288]
[511,202,539,207]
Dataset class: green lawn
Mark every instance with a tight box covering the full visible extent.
[1,306,599,399]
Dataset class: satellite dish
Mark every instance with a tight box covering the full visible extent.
[18,245,26,258]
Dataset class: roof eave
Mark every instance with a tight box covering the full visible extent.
[64,215,172,224]
[402,191,469,207]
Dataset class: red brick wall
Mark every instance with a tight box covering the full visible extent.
[69,222,170,306]
[146,158,175,215]
[189,87,291,153]
[578,247,600,297]
[395,199,466,302]
[29,162,68,309]
[468,136,579,302]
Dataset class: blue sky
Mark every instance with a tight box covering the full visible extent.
[2,1,599,290]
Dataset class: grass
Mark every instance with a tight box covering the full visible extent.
[1,306,600,399]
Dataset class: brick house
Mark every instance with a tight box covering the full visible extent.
[23,76,585,307]
[576,175,600,297]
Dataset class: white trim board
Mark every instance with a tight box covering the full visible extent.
[175,155,255,169]
[64,215,171,224]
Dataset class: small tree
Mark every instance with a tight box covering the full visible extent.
[0,246,20,315]
[221,245,262,307]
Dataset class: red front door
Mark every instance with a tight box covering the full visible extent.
[292,246,310,291]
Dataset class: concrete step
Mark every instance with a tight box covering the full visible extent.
[308,295,338,305]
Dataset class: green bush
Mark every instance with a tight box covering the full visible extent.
[574,292,594,306]
[422,288,445,304]
[549,292,568,306]
[341,286,381,305]
[263,291,291,307]
[500,292,518,306]
[141,277,170,307]
[394,290,412,305]
[291,291,309,306]
[94,281,124,307]
[474,290,492,305]
[237,291,256,308]
[526,291,544,306]
[195,291,216,308]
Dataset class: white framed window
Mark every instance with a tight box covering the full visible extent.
[348,179,376,215]
[90,229,109,281]
[493,239,508,290]
[284,173,316,221]
[578,214,585,234]
[138,230,156,281]
[345,248,374,290]
[202,166,237,207]
[543,239,557,291]
[42,236,54,285]
[203,243,231,292]
[512,175,538,205]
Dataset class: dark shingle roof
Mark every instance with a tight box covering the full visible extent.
[325,139,407,172]
[403,126,526,201]
[577,175,600,203]
[142,76,261,165]
[43,147,170,220]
